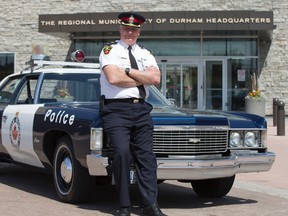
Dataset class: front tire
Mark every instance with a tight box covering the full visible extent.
[191,175,235,198]
[53,135,94,203]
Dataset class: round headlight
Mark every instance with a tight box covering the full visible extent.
[230,132,242,148]
[244,131,258,147]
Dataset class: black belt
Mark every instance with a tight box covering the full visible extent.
[104,98,144,104]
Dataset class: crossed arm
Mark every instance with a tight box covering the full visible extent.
[102,64,161,88]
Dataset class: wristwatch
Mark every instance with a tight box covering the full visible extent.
[125,68,130,76]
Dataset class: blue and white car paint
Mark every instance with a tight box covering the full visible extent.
[0,59,275,203]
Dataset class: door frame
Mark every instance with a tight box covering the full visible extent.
[157,58,200,109]
[157,57,228,110]
[202,58,227,111]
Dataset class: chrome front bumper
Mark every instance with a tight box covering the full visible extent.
[86,152,275,180]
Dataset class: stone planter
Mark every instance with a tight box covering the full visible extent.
[245,98,265,117]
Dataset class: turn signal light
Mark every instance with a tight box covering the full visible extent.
[70,50,85,62]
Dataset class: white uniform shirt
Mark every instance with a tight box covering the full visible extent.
[99,40,158,99]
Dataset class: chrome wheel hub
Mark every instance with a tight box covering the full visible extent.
[60,157,73,184]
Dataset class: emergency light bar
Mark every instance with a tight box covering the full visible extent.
[33,60,100,69]
[31,54,50,61]
[22,50,99,73]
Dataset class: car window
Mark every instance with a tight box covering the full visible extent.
[39,73,101,103]
[15,78,38,104]
[0,77,23,104]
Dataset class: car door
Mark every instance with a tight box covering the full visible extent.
[0,75,45,167]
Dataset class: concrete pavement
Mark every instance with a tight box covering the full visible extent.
[235,116,288,197]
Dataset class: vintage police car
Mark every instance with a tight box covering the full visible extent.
[0,51,275,203]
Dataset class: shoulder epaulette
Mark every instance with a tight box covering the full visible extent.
[105,41,117,46]
[139,44,153,54]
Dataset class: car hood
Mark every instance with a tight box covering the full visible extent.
[151,106,267,129]
[60,102,266,129]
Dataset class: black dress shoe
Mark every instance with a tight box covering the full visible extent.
[116,207,131,216]
[140,203,167,216]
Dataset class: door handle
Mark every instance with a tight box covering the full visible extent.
[2,115,8,123]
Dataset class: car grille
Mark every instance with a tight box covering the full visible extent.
[153,128,228,154]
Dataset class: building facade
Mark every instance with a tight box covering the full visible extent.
[1,0,287,114]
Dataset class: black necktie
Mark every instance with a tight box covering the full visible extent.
[128,46,146,99]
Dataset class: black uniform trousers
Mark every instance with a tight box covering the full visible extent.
[101,100,158,207]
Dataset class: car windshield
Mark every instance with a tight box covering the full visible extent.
[147,85,172,107]
[39,73,172,106]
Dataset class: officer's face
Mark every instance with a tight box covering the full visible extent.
[120,25,141,45]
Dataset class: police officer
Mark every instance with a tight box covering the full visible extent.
[99,12,167,216]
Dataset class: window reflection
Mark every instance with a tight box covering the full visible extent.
[203,38,257,56]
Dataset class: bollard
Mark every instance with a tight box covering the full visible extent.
[273,98,279,126]
[277,101,285,136]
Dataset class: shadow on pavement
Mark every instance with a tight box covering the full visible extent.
[0,163,257,215]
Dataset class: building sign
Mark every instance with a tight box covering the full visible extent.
[39,11,275,33]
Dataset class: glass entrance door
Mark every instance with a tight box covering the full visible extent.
[160,62,199,109]
[158,59,227,110]
[204,60,226,110]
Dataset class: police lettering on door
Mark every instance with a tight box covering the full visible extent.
[44,109,75,125]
